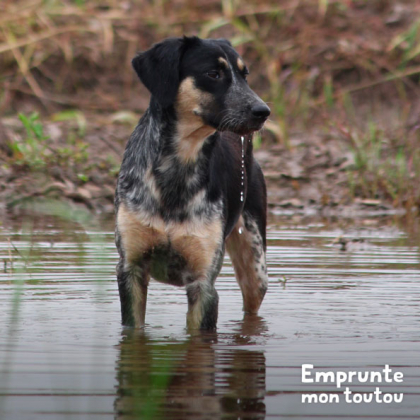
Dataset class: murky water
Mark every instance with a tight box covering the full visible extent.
[1,217,420,419]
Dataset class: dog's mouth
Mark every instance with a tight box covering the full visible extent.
[214,103,270,135]
[245,117,268,133]
[217,117,268,135]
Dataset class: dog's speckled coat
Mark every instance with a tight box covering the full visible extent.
[115,36,270,330]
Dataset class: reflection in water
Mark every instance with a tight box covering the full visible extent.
[114,315,267,420]
[2,221,420,419]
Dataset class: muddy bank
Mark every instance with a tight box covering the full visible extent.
[0,114,411,221]
[1,1,420,222]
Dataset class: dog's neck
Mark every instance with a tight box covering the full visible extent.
[173,86,217,163]
[145,99,217,167]
[175,121,216,163]
[122,102,218,213]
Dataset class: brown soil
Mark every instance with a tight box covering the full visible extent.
[1,1,420,220]
[0,114,406,221]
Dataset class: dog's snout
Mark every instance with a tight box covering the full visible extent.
[251,104,271,119]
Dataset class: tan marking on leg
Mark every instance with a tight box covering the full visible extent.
[237,57,245,71]
[187,291,203,331]
[226,215,267,314]
[117,203,166,263]
[186,280,218,331]
[175,77,216,163]
[218,57,228,68]
[118,204,166,327]
[170,217,222,330]
[169,218,223,277]
[129,265,149,327]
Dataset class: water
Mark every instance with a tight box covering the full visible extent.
[1,217,420,419]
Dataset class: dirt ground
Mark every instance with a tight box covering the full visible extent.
[0,113,407,221]
[1,1,419,222]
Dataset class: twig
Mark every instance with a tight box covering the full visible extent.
[98,135,124,157]
[315,65,420,106]
[2,28,51,111]
[6,183,67,209]
[9,85,114,109]
[7,238,14,272]
[0,0,42,25]
[0,26,94,55]
[9,239,30,267]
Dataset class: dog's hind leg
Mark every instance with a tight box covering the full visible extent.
[226,210,268,314]
[117,259,150,328]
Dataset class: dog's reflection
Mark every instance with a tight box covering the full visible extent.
[114,315,267,420]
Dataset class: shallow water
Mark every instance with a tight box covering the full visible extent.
[0,217,419,419]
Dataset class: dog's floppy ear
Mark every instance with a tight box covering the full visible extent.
[132,37,185,108]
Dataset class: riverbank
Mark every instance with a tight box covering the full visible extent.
[0,112,416,222]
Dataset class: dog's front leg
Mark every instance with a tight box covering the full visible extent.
[117,259,149,328]
[186,280,219,331]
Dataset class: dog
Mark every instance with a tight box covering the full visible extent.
[115,36,270,330]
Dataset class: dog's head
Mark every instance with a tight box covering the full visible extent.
[132,36,270,135]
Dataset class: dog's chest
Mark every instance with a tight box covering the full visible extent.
[122,152,213,215]
[118,140,225,284]
[117,200,223,285]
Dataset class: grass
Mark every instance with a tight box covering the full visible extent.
[337,119,420,208]
[10,112,50,169]
[2,1,419,124]
[5,110,115,182]
[8,111,91,172]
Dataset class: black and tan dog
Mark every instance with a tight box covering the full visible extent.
[115,36,270,330]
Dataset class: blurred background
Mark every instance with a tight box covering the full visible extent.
[2,4,420,419]
[1,0,420,218]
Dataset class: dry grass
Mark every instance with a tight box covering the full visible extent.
[1,1,419,120]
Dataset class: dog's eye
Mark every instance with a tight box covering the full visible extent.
[206,70,221,80]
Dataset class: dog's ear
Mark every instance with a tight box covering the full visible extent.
[132,38,186,108]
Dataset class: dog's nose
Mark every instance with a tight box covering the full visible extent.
[251,104,271,119]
